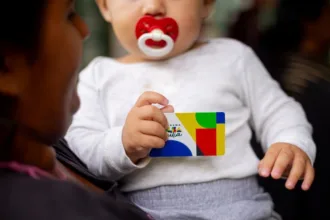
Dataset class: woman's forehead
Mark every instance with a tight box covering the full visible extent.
[47,0,75,10]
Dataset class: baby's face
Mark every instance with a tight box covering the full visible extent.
[97,0,214,60]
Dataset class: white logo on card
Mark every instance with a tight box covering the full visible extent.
[166,124,183,138]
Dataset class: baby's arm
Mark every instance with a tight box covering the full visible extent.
[65,60,148,181]
[237,46,316,189]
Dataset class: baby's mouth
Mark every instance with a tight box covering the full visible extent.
[135,16,179,58]
[147,40,167,48]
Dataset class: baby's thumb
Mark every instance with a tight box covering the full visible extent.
[161,105,174,113]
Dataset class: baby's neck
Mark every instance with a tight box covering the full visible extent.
[117,54,148,64]
[117,41,207,64]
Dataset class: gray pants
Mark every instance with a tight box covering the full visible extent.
[126,176,282,220]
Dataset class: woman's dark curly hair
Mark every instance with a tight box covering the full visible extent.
[0,1,46,55]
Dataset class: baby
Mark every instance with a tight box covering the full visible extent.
[66,0,316,219]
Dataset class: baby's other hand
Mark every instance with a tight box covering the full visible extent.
[259,143,314,191]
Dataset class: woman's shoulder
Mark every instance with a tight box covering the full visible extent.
[0,170,150,220]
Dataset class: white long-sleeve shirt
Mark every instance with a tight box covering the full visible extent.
[66,39,316,192]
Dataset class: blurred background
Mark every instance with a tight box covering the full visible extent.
[76,0,330,220]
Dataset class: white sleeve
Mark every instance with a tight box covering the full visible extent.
[237,46,316,164]
[65,59,150,180]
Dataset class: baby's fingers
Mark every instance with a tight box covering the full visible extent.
[135,91,169,107]
[285,155,306,190]
[302,162,315,191]
[259,147,281,177]
[271,148,294,179]
[161,105,174,113]
[140,134,166,149]
[139,121,168,141]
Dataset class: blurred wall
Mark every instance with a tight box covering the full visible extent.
[76,0,110,68]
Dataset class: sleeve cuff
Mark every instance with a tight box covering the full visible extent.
[104,126,151,176]
[267,132,316,165]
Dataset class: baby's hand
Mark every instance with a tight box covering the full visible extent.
[259,143,314,191]
[122,91,174,164]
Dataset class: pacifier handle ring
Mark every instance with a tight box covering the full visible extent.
[138,31,174,58]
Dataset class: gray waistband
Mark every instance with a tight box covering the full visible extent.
[126,176,262,210]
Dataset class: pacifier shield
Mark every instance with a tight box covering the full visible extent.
[135,16,179,47]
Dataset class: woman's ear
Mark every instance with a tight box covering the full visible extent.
[202,0,215,19]
[0,53,28,97]
[95,0,112,23]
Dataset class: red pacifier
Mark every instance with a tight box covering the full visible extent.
[135,16,179,58]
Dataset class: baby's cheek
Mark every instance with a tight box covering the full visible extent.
[178,19,202,43]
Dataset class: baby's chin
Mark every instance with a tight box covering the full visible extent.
[121,44,188,63]
[139,48,181,61]
[142,55,171,61]
[138,41,200,61]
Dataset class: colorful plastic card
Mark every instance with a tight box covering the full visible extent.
[150,112,226,157]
